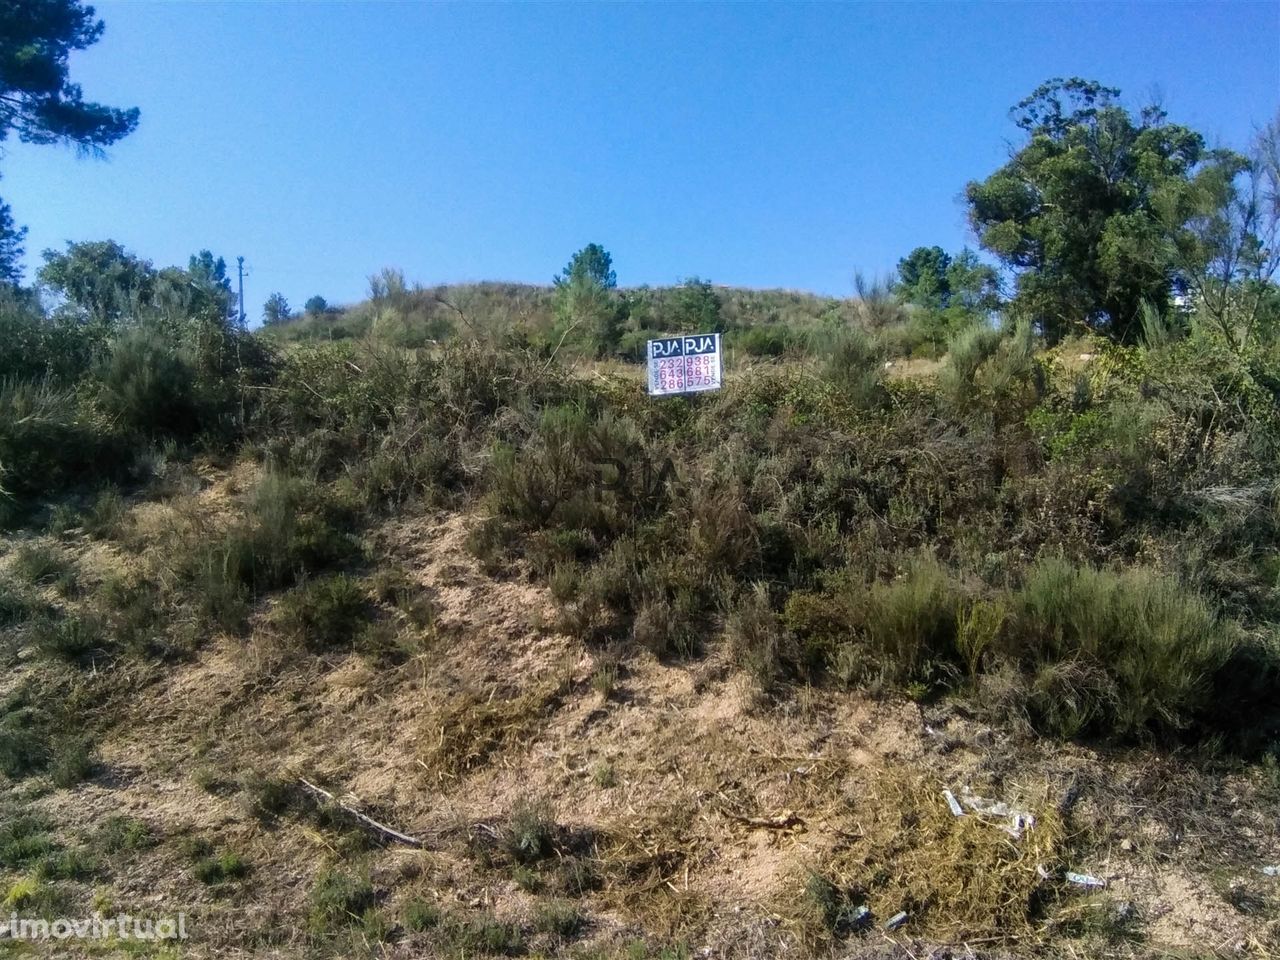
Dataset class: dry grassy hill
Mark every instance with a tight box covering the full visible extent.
[2,326,1278,959]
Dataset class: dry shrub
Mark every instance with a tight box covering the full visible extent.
[596,804,706,937]
[725,583,793,690]
[799,769,1065,943]
[418,672,572,780]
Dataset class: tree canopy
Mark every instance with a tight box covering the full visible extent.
[555,243,616,290]
[966,77,1245,343]
[262,292,290,325]
[0,0,139,285]
[0,0,139,150]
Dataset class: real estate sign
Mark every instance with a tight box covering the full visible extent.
[647,333,722,396]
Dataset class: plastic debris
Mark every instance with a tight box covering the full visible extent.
[943,788,965,817]
[1262,866,1279,877]
[1036,864,1052,880]
[1066,871,1107,888]
[959,787,1036,838]
[842,905,872,931]
[884,910,909,931]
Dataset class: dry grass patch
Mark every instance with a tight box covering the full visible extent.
[794,768,1066,944]
[596,803,708,939]
[418,670,574,781]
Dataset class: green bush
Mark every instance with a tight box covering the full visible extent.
[96,327,201,438]
[734,325,791,358]
[192,849,249,885]
[93,816,154,854]
[0,294,102,384]
[10,543,70,585]
[1008,558,1235,739]
[49,738,96,788]
[786,558,965,688]
[0,378,120,504]
[0,578,40,627]
[0,814,56,867]
[271,574,371,651]
[187,469,362,616]
[504,799,556,865]
[403,899,442,932]
[83,487,127,540]
[725,584,791,689]
[31,614,105,662]
[821,327,885,408]
[0,708,49,779]
[307,867,376,933]
[532,900,583,939]
[939,323,1003,408]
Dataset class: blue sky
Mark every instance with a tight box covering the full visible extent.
[4,1,1278,313]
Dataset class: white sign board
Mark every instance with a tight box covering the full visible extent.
[647,333,723,396]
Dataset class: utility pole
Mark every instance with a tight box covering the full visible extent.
[236,256,246,329]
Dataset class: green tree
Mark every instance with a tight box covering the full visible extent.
[555,243,616,289]
[944,248,1001,314]
[37,240,155,325]
[262,292,291,326]
[896,246,951,309]
[554,276,621,358]
[304,295,328,316]
[966,77,1242,343]
[669,276,724,333]
[0,192,25,287]
[186,250,234,320]
[551,244,620,356]
[0,1,140,287]
[1158,114,1280,351]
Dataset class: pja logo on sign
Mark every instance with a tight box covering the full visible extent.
[647,333,723,396]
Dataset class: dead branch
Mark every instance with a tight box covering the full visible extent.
[298,777,423,848]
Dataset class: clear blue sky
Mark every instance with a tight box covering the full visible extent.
[4,1,1278,313]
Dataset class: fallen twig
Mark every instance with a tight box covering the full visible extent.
[298,777,424,848]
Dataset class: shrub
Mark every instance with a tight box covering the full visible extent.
[0,378,119,504]
[735,326,790,358]
[0,814,57,868]
[533,900,584,939]
[725,584,791,690]
[83,487,127,540]
[95,326,201,438]
[403,898,442,932]
[791,558,965,689]
[0,578,39,628]
[1007,558,1235,739]
[50,738,96,788]
[504,799,556,865]
[821,327,885,408]
[31,614,105,662]
[853,555,964,685]
[11,543,70,584]
[193,850,249,885]
[241,772,296,821]
[93,816,154,854]
[939,323,1003,408]
[0,705,49,779]
[271,574,371,651]
[488,404,641,534]
[449,914,525,955]
[36,846,98,881]
[187,469,362,614]
[307,867,376,933]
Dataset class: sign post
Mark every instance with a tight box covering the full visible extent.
[647,333,723,396]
